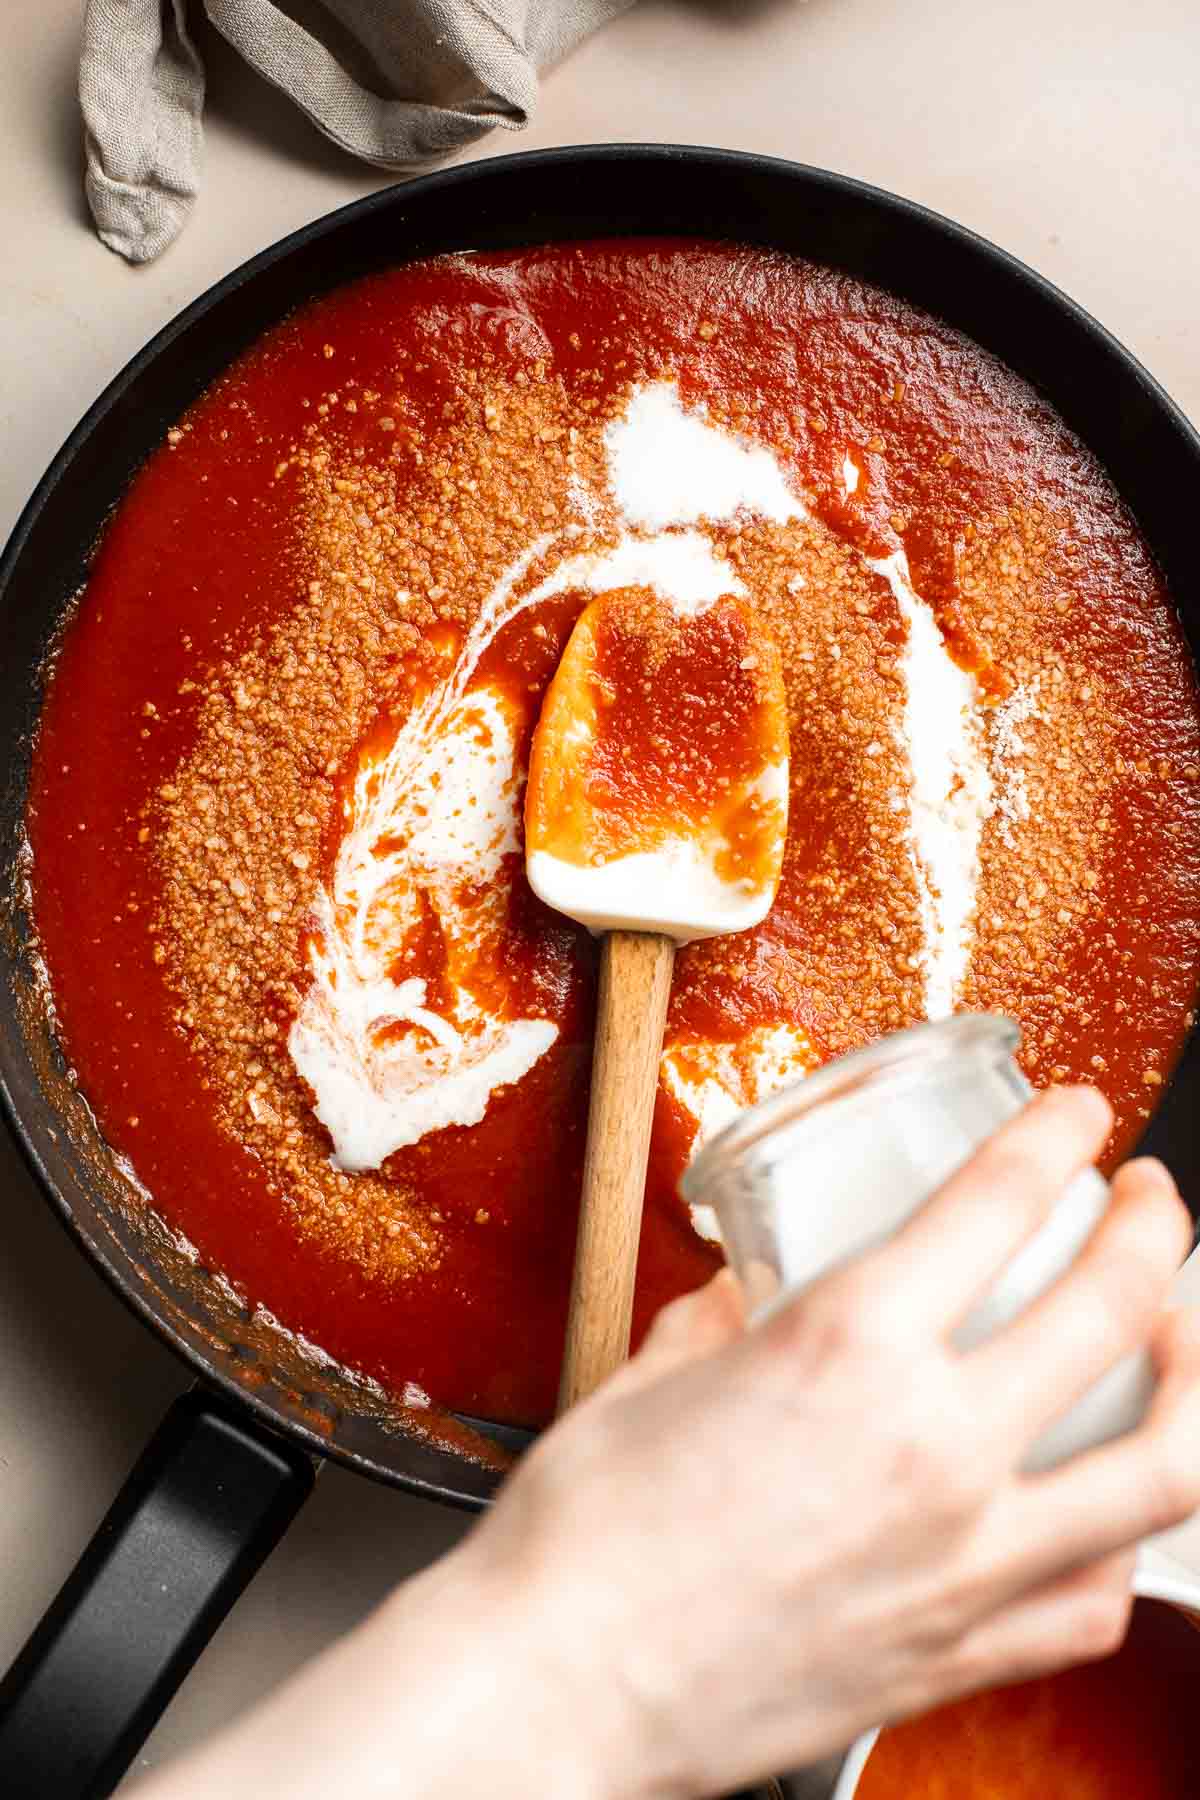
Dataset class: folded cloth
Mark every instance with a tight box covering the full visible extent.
[80,0,635,264]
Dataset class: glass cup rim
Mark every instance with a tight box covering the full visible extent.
[681,1013,1021,1205]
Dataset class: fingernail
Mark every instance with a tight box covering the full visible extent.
[1047,1083,1112,1124]
[1130,1155,1176,1189]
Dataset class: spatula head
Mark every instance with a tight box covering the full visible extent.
[525,585,789,942]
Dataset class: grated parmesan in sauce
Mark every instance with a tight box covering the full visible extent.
[290,381,1004,1201]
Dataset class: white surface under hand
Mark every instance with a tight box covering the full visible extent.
[3,0,1200,1782]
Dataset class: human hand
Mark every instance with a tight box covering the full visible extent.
[138,1087,1200,1800]
[458,1087,1200,1798]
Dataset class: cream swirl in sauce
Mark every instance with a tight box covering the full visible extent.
[290,383,998,1211]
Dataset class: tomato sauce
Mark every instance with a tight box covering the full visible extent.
[25,241,1200,1426]
[857,1598,1200,1797]
[525,586,788,889]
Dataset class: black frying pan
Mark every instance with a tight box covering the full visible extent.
[3,145,1200,1799]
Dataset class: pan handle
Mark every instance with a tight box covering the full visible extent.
[0,1387,315,1799]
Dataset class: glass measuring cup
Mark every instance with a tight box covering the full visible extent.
[681,1014,1155,1471]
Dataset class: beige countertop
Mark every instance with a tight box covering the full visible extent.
[4,0,1200,1783]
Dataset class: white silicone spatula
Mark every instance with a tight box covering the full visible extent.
[524,583,790,1410]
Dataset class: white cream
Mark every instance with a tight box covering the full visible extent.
[662,1023,815,1240]
[871,550,994,1019]
[605,382,802,531]
[292,537,566,1171]
[543,529,745,615]
[289,681,559,1172]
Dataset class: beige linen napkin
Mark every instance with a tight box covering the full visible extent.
[80,0,635,264]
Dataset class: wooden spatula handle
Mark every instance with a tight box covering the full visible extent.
[557,929,676,1412]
